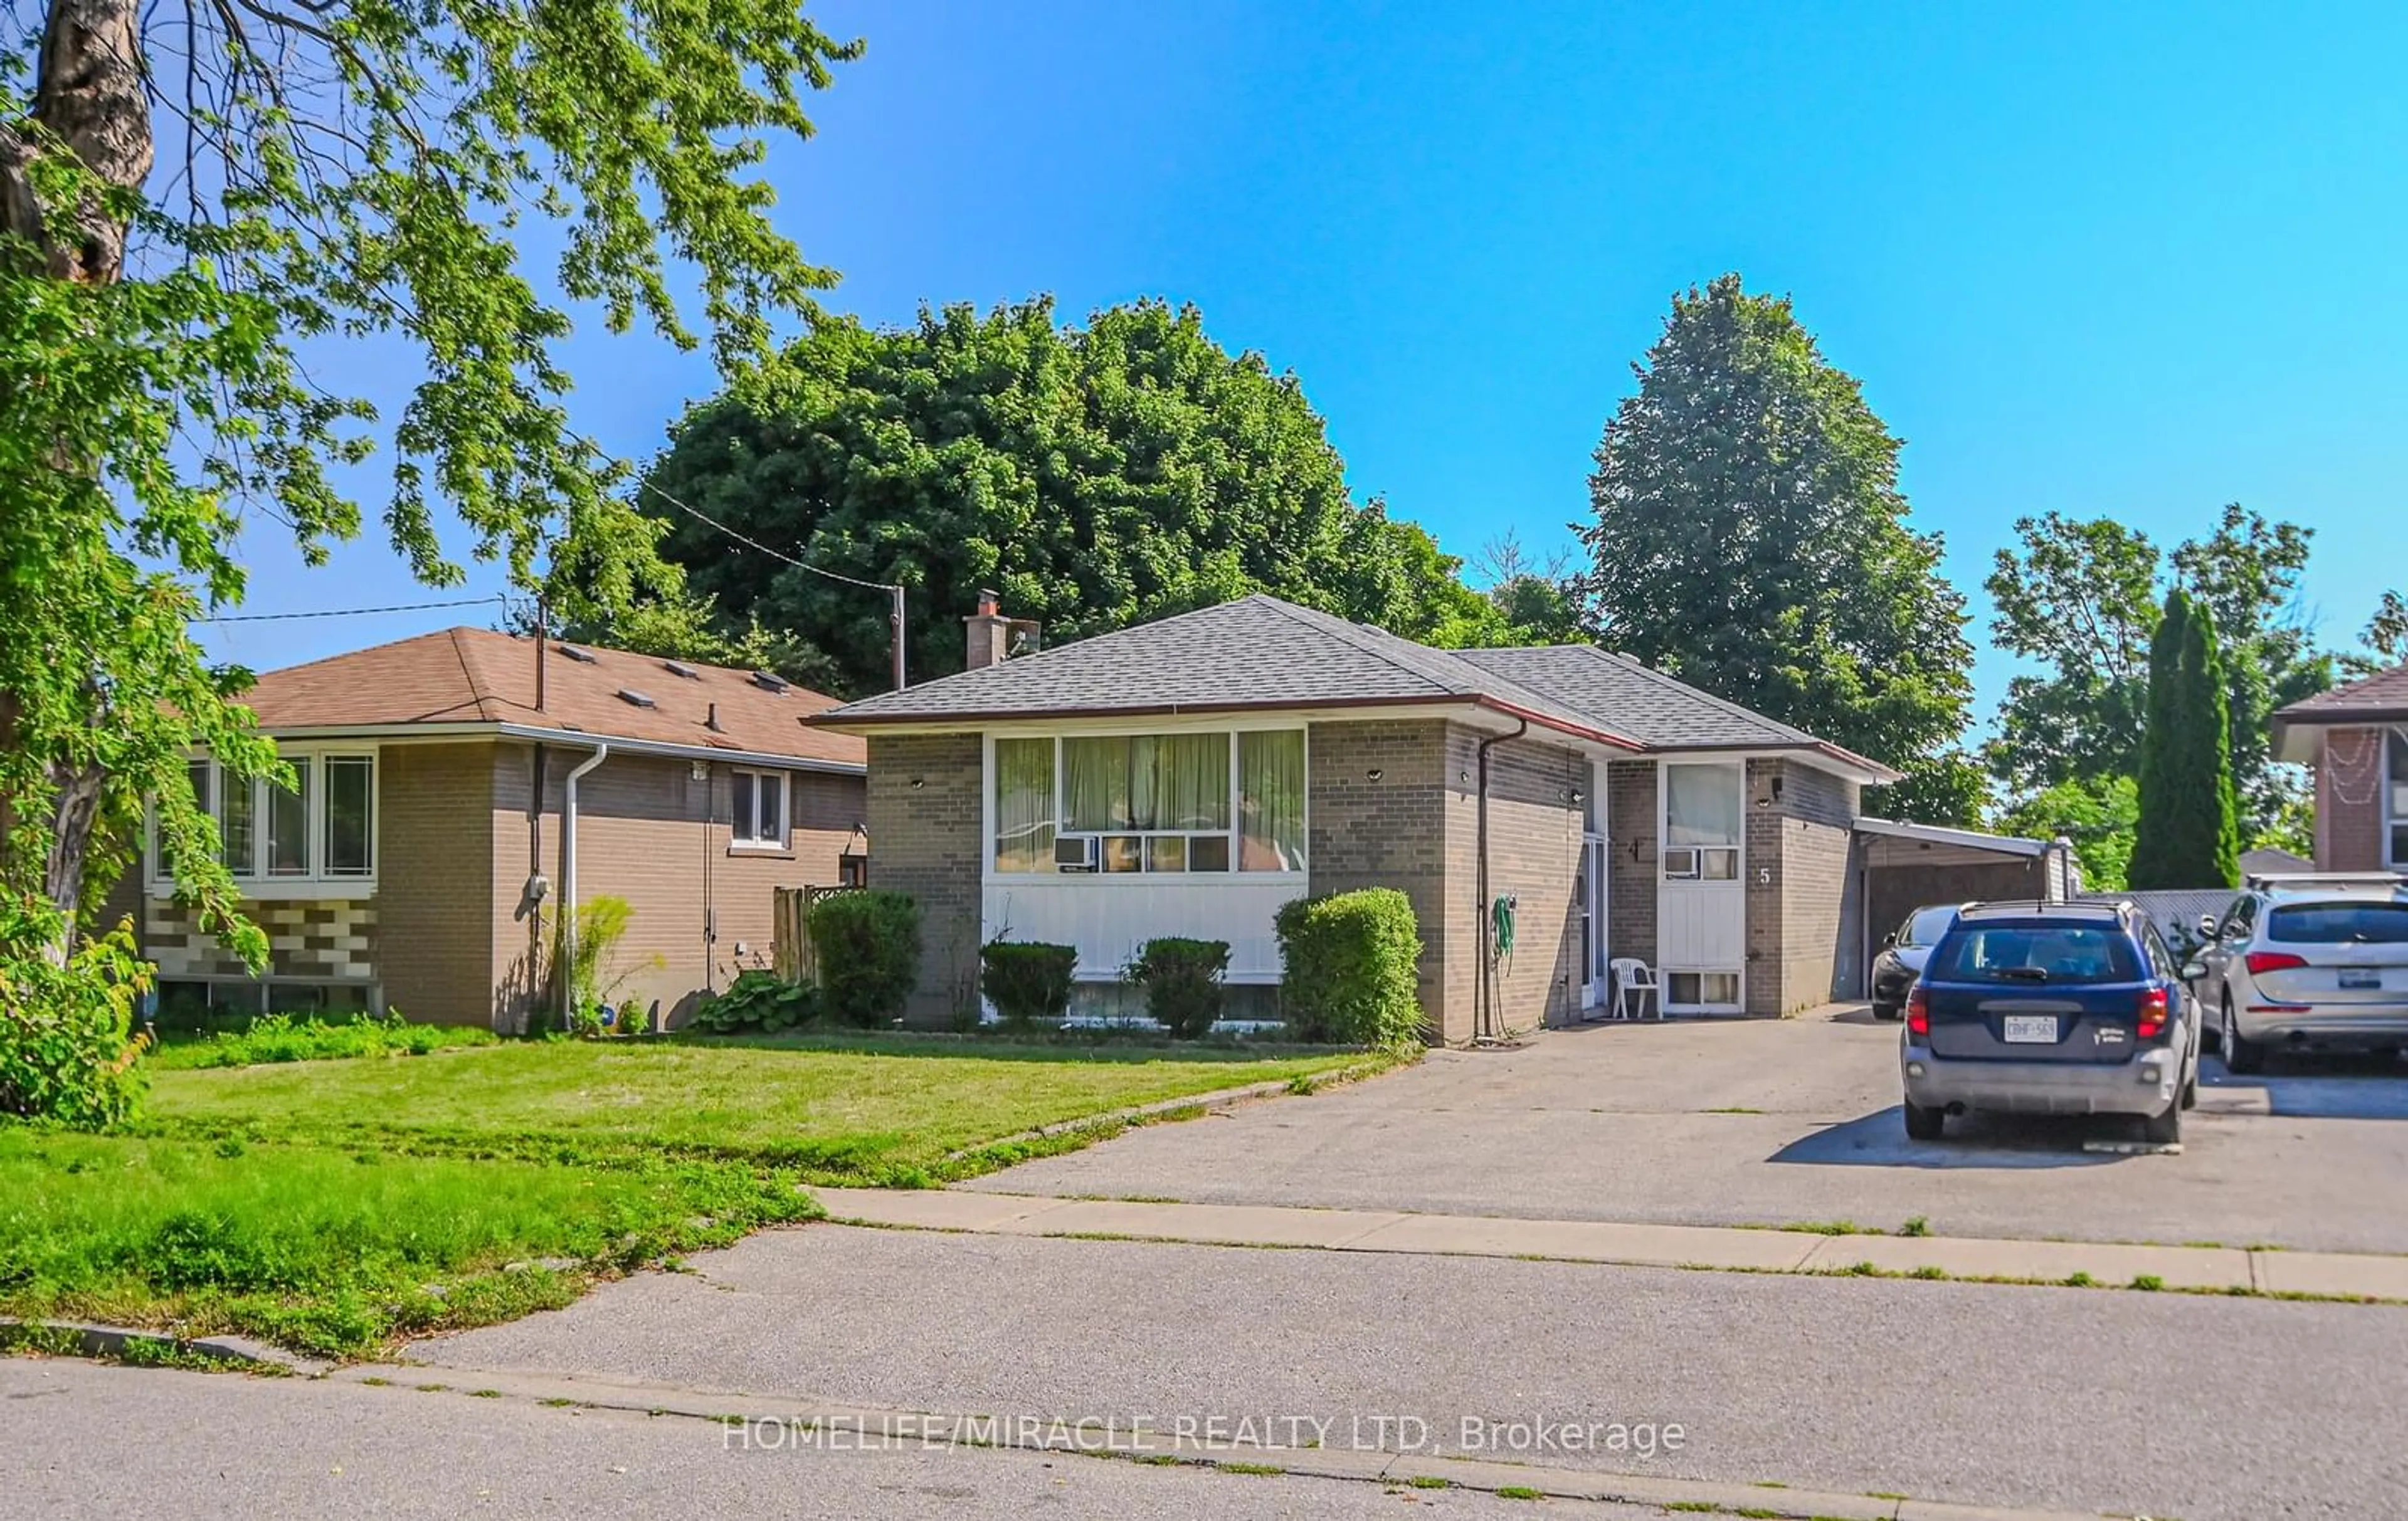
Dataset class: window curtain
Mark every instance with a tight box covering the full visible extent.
[994,738,1058,871]
[1134,734,1228,831]
[1239,730,1306,871]
[1064,735,1227,832]
[1664,764,1741,848]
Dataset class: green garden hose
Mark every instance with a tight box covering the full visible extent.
[1491,893,1516,962]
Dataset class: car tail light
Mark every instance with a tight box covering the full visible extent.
[1905,984,1929,1036]
[2245,950,2309,977]
[2137,986,2168,1041]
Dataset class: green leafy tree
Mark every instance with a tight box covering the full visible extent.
[2129,590,2241,889]
[3,0,859,1118]
[2002,774,2139,892]
[1985,505,2330,839]
[1471,530,1587,645]
[1576,275,1978,823]
[633,298,1517,693]
[2342,589,2408,678]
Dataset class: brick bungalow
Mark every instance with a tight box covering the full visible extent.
[2273,659,2408,873]
[118,628,867,1029]
[808,593,1904,1041]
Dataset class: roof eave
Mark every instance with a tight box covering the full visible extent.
[810,692,1645,752]
[250,719,865,776]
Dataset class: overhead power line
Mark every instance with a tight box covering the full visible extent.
[199,594,510,624]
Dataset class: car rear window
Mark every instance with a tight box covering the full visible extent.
[1899,907,1957,947]
[1930,924,2141,984]
[2267,902,2408,944]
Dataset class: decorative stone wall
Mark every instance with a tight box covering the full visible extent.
[145,897,378,984]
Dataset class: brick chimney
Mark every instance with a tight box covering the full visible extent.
[965,589,1011,670]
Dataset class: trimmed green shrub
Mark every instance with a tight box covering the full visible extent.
[1127,937,1229,1039]
[691,971,820,1034]
[980,941,1077,1028]
[1275,888,1424,1047]
[808,891,921,1028]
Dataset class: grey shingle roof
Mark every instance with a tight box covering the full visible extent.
[819,596,1634,743]
[2277,661,2408,724]
[1454,645,1828,750]
[816,593,1888,775]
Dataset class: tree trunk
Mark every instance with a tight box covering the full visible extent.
[0,0,153,960]
[1,0,154,278]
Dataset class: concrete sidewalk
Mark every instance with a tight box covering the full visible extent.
[806,1186,2408,1299]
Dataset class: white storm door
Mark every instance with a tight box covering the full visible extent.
[1658,761,1745,1013]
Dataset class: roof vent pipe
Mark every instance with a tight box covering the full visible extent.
[706,702,723,732]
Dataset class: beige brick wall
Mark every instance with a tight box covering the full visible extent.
[1304,719,1587,1045]
[1462,729,1588,1037]
[864,732,985,1025]
[492,743,864,1032]
[1306,719,1455,1039]
[2316,726,2387,872]
[1605,759,1659,978]
[380,741,499,1026]
[1769,759,1861,1013]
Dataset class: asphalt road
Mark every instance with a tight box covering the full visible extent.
[0,1358,1663,1521]
[968,1010,2408,1253]
[416,1222,2408,1521]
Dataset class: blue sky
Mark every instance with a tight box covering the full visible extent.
[209,0,2407,733]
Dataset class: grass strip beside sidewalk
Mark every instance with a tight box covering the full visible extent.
[4,1036,1379,1359]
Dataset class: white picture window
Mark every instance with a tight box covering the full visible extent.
[992,729,1307,876]
[158,751,376,890]
[732,768,788,848]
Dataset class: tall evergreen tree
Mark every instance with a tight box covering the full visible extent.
[2129,590,2241,888]
[1578,275,1980,823]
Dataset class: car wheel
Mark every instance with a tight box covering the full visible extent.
[2222,998,2264,1075]
[2141,1095,2182,1145]
[1872,1002,1899,1022]
[1903,1098,1946,1140]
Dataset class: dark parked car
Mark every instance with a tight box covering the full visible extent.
[1899,900,2199,1144]
[1869,903,1971,1021]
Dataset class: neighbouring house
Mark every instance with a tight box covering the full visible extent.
[2239,845,2315,878]
[812,592,1951,1040]
[110,628,867,1029]
[2273,661,2408,874]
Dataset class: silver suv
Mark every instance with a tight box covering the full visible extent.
[2193,874,2408,1072]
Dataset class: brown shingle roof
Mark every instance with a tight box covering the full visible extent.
[238,628,865,771]
[2276,661,2408,725]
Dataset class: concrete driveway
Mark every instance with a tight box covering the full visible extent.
[970,1008,2408,1254]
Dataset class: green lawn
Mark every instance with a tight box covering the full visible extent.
[6,1034,1378,1359]
[145,1034,1368,1178]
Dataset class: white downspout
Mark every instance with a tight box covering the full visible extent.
[557,743,610,1027]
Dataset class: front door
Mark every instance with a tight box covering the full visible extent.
[1658,761,1745,1014]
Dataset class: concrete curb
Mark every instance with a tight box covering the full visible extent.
[329,1361,2103,1521]
[938,1054,1403,1164]
[806,1186,2408,1303]
[0,1316,330,1377]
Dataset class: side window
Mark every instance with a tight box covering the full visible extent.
[2143,925,2174,981]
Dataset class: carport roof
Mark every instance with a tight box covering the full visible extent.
[1854,816,2056,858]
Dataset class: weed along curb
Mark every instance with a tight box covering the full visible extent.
[803,1189,2408,1305]
[313,1362,2109,1521]
[935,1053,1405,1171]
[1,1317,330,1377]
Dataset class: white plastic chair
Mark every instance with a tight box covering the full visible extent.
[1609,959,1661,1021]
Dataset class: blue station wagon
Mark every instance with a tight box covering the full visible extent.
[1899,901,2199,1144]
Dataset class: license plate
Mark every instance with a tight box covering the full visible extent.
[2002,1015,2059,1044]
[2340,970,2382,991]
